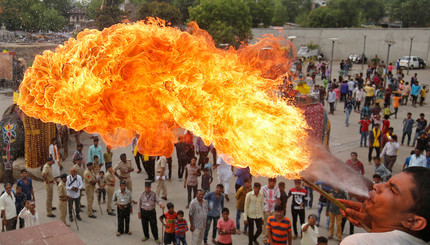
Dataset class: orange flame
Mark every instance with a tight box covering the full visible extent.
[18,18,310,178]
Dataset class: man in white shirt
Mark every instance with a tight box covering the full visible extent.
[327,87,336,115]
[66,168,84,222]
[301,214,318,245]
[408,149,427,168]
[380,135,400,172]
[340,167,430,245]
[49,137,61,178]
[262,178,281,242]
[0,183,17,231]
[18,201,39,228]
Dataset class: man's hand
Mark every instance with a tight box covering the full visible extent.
[325,211,329,216]
[138,213,141,219]
[25,201,30,209]
[309,215,316,225]
[244,220,248,226]
[117,204,123,210]
[338,199,372,228]
[190,224,195,232]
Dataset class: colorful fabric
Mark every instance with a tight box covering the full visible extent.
[175,219,188,238]
[266,216,292,245]
[162,211,178,233]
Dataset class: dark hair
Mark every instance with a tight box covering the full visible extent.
[120,153,127,158]
[278,182,285,188]
[294,179,301,184]
[243,177,251,183]
[254,182,261,188]
[99,171,104,174]
[308,214,317,220]
[94,155,99,159]
[410,150,416,155]
[51,137,57,142]
[384,115,389,120]
[221,208,229,214]
[77,143,83,148]
[177,210,184,216]
[372,174,381,179]
[191,156,197,161]
[420,113,425,117]
[317,236,328,243]
[373,156,380,161]
[403,167,430,242]
[350,152,357,157]
[388,127,394,131]
[166,202,174,209]
[407,112,412,116]
[268,178,277,183]
[216,184,224,189]
[20,169,27,174]
[274,205,284,212]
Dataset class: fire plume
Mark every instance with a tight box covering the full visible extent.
[18,19,310,177]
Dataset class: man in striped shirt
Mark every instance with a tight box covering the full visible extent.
[267,205,292,245]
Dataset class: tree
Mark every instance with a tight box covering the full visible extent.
[245,0,274,27]
[387,0,430,27]
[188,0,252,47]
[95,6,124,30]
[42,0,72,18]
[139,1,182,26]
[303,7,341,27]
[173,0,196,24]
[270,0,287,26]
[358,0,385,23]
[0,0,66,32]
[85,0,103,20]
[298,0,361,27]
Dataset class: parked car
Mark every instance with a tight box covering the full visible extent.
[297,45,323,59]
[398,56,426,69]
[348,54,367,64]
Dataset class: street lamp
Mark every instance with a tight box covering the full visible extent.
[407,36,414,75]
[385,40,396,88]
[329,38,339,81]
[362,34,367,70]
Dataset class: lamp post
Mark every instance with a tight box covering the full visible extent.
[385,40,396,88]
[362,34,367,70]
[407,36,414,75]
[329,38,339,81]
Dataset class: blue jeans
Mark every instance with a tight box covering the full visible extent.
[236,209,248,231]
[204,216,219,242]
[360,131,369,147]
[176,236,187,245]
[345,108,352,125]
[305,186,313,208]
[317,201,329,227]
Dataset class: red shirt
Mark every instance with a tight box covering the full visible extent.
[346,159,364,175]
[360,120,371,132]
[161,211,177,233]
[382,120,390,134]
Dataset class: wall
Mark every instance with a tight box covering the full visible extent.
[251,28,430,64]
[0,43,58,65]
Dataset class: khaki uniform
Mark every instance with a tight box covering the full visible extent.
[57,181,68,225]
[155,157,167,198]
[113,160,133,191]
[84,168,97,216]
[106,171,115,213]
[72,163,85,202]
[42,163,55,215]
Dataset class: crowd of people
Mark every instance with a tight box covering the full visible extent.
[0,58,429,245]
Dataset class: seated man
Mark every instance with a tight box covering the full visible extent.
[339,167,429,244]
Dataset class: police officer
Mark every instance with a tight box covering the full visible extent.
[41,157,56,217]
[84,162,97,218]
[106,163,116,216]
[113,180,132,236]
[58,173,70,226]
[72,156,85,208]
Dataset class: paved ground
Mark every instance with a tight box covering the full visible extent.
[2,63,429,245]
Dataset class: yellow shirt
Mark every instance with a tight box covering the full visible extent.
[364,86,375,97]
[244,191,264,219]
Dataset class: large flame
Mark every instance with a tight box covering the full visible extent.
[18,19,310,178]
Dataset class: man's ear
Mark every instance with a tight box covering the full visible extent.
[402,215,427,231]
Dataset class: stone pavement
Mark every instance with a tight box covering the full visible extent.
[3,64,430,245]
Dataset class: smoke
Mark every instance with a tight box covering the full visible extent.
[302,144,372,197]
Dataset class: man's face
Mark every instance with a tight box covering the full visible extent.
[145,186,151,193]
[274,210,284,220]
[77,159,82,166]
[78,146,83,151]
[120,184,126,192]
[415,149,421,156]
[5,185,11,195]
[268,180,276,188]
[407,114,411,119]
[190,158,196,165]
[365,172,416,229]
[121,156,126,162]
[253,186,261,194]
[351,154,357,161]
[215,186,222,195]
[16,187,22,195]
[21,171,27,179]
[373,177,381,184]
[70,169,76,177]
[94,140,98,147]
[244,181,251,188]
[196,191,204,201]
[29,203,35,212]
[48,160,54,165]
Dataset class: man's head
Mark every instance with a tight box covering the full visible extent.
[307,214,317,226]
[420,113,425,119]
[120,180,127,191]
[87,162,93,170]
[106,146,111,152]
[167,202,174,212]
[317,236,328,245]
[221,207,230,220]
[294,179,302,189]
[4,182,12,195]
[190,156,197,165]
[70,168,77,177]
[93,137,99,147]
[93,155,99,164]
[374,123,380,129]
[244,177,252,188]
[120,153,127,162]
[28,201,36,213]
[51,137,57,145]
[46,157,54,165]
[253,182,261,194]
[16,185,22,195]
[373,157,381,166]
[278,181,285,192]
[415,148,421,157]
[215,184,224,195]
[388,127,394,134]
[373,174,382,184]
[268,178,276,188]
[365,167,430,241]
[144,182,151,193]
[21,169,28,178]
[350,152,358,160]
[77,143,83,151]
[274,205,285,220]
[60,173,67,183]
[196,189,204,201]
[407,112,412,119]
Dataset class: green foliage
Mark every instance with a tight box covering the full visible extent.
[95,6,124,30]
[139,1,182,26]
[42,0,72,18]
[271,0,287,26]
[85,0,104,19]
[0,0,67,32]
[246,0,274,27]
[173,0,196,24]
[271,0,312,26]
[386,0,430,27]
[298,0,361,27]
[307,41,318,50]
[188,0,252,47]
[358,0,385,23]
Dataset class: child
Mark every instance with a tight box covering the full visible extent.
[278,182,288,212]
[217,208,236,245]
[103,146,113,172]
[201,167,213,195]
[175,210,188,245]
[160,202,177,245]
[97,171,106,203]
[203,157,212,175]
[287,179,307,239]
[317,236,328,245]
[392,93,401,119]
[374,157,391,181]
[372,174,382,184]
[419,85,428,106]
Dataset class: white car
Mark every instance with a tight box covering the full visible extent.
[398,56,426,69]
